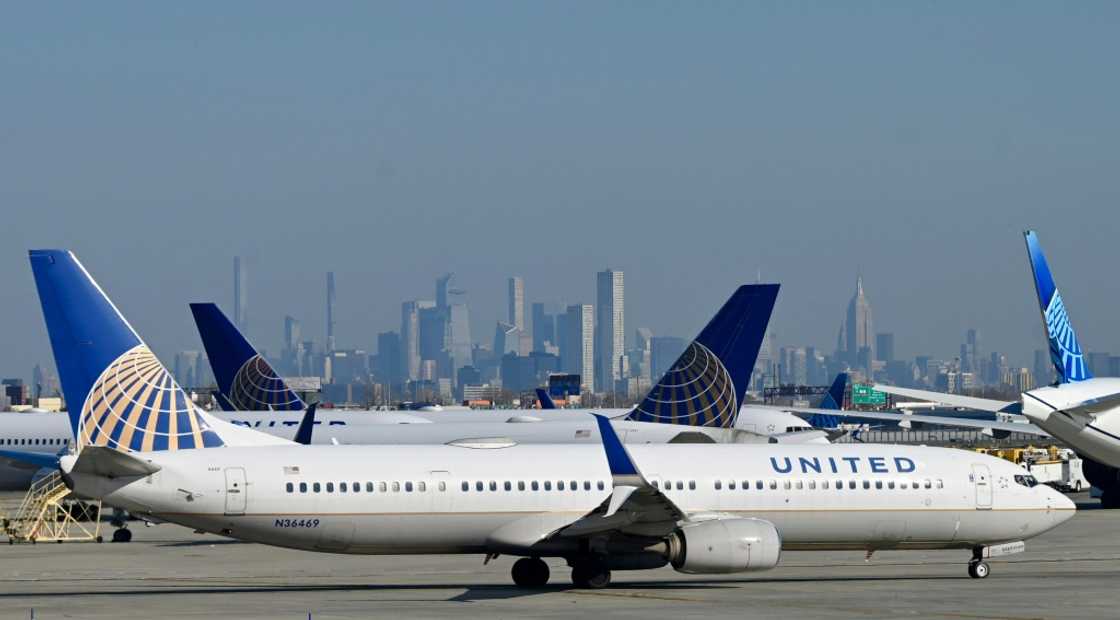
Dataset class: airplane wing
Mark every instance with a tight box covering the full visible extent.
[778,406,1049,437]
[554,415,687,539]
[870,385,1014,413]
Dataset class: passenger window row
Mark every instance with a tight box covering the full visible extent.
[460,480,608,492]
[285,480,447,494]
[708,478,945,491]
[0,438,69,446]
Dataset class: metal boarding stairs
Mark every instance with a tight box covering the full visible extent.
[4,471,102,544]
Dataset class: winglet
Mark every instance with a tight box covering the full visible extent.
[293,403,318,445]
[1023,231,1092,383]
[536,388,556,410]
[593,414,643,485]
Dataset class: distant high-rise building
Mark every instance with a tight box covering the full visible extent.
[961,328,981,376]
[845,275,873,365]
[1034,348,1056,386]
[508,277,525,331]
[650,336,686,382]
[494,321,520,357]
[282,315,303,375]
[375,331,403,386]
[401,300,434,381]
[875,333,895,363]
[446,303,472,382]
[326,272,337,352]
[531,303,555,353]
[561,304,595,393]
[233,257,248,332]
[595,269,624,393]
[173,351,201,388]
[436,273,453,311]
[1088,352,1112,378]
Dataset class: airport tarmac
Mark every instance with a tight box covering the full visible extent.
[0,493,1111,620]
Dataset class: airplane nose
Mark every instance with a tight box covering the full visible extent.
[1051,489,1077,525]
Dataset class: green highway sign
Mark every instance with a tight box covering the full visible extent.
[851,383,887,406]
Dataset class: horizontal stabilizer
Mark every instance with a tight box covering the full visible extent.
[69,446,161,478]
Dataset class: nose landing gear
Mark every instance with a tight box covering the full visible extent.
[967,559,990,579]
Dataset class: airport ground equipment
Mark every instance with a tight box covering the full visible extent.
[4,471,102,544]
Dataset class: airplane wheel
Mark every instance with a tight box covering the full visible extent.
[112,528,132,543]
[571,558,611,589]
[511,557,549,587]
[967,561,989,579]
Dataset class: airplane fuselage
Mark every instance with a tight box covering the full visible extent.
[65,443,1072,557]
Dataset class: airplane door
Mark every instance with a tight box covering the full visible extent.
[972,464,992,510]
[224,467,247,515]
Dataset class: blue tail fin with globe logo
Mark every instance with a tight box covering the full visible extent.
[189,303,306,411]
[1024,231,1092,384]
[29,250,226,452]
[626,284,779,428]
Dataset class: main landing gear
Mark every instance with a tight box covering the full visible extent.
[511,557,550,587]
[570,556,611,589]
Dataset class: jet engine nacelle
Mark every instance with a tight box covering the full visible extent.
[667,517,781,574]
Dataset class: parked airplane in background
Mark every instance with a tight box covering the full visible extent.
[28,248,1074,587]
[189,299,823,442]
[872,231,1120,506]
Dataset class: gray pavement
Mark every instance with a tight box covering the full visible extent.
[0,493,1114,619]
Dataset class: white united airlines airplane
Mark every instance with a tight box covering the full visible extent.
[873,231,1120,507]
[5,249,1074,588]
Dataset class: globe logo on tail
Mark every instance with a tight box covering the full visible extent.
[228,355,304,411]
[630,342,737,427]
[79,345,223,451]
[1045,292,1090,382]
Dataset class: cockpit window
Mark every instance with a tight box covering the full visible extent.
[1014,474,1039,488]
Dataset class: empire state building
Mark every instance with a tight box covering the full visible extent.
[845,275,874,366]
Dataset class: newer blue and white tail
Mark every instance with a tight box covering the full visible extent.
[29,250,285,453]
[1024,231,1091,383]
[807,373,847,429]
[626,284,779,428]
[189,303,305,411]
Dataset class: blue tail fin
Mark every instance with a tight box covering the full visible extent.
[808,373,846,428]
[189,303,305,411]
[29,250,224,451]
[1024,231,1092,383]
[627,284,779,428]
[535,388,557,410]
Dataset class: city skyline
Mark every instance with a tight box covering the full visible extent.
[3,4,1119,381]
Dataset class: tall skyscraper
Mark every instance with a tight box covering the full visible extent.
[233,257,248,332]
[845,275,874,365]
[561,304,595,393]
[875,332,895,363]
[401,300,434,381]
[507,277,525,331]
[282,315,303,375]
[326,272,337,352]
[961,328,981,376]
[595,269,624,393]
[375,331,403,386]
[531,302,555,352]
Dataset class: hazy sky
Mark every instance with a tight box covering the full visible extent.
[3,3,1119,380]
